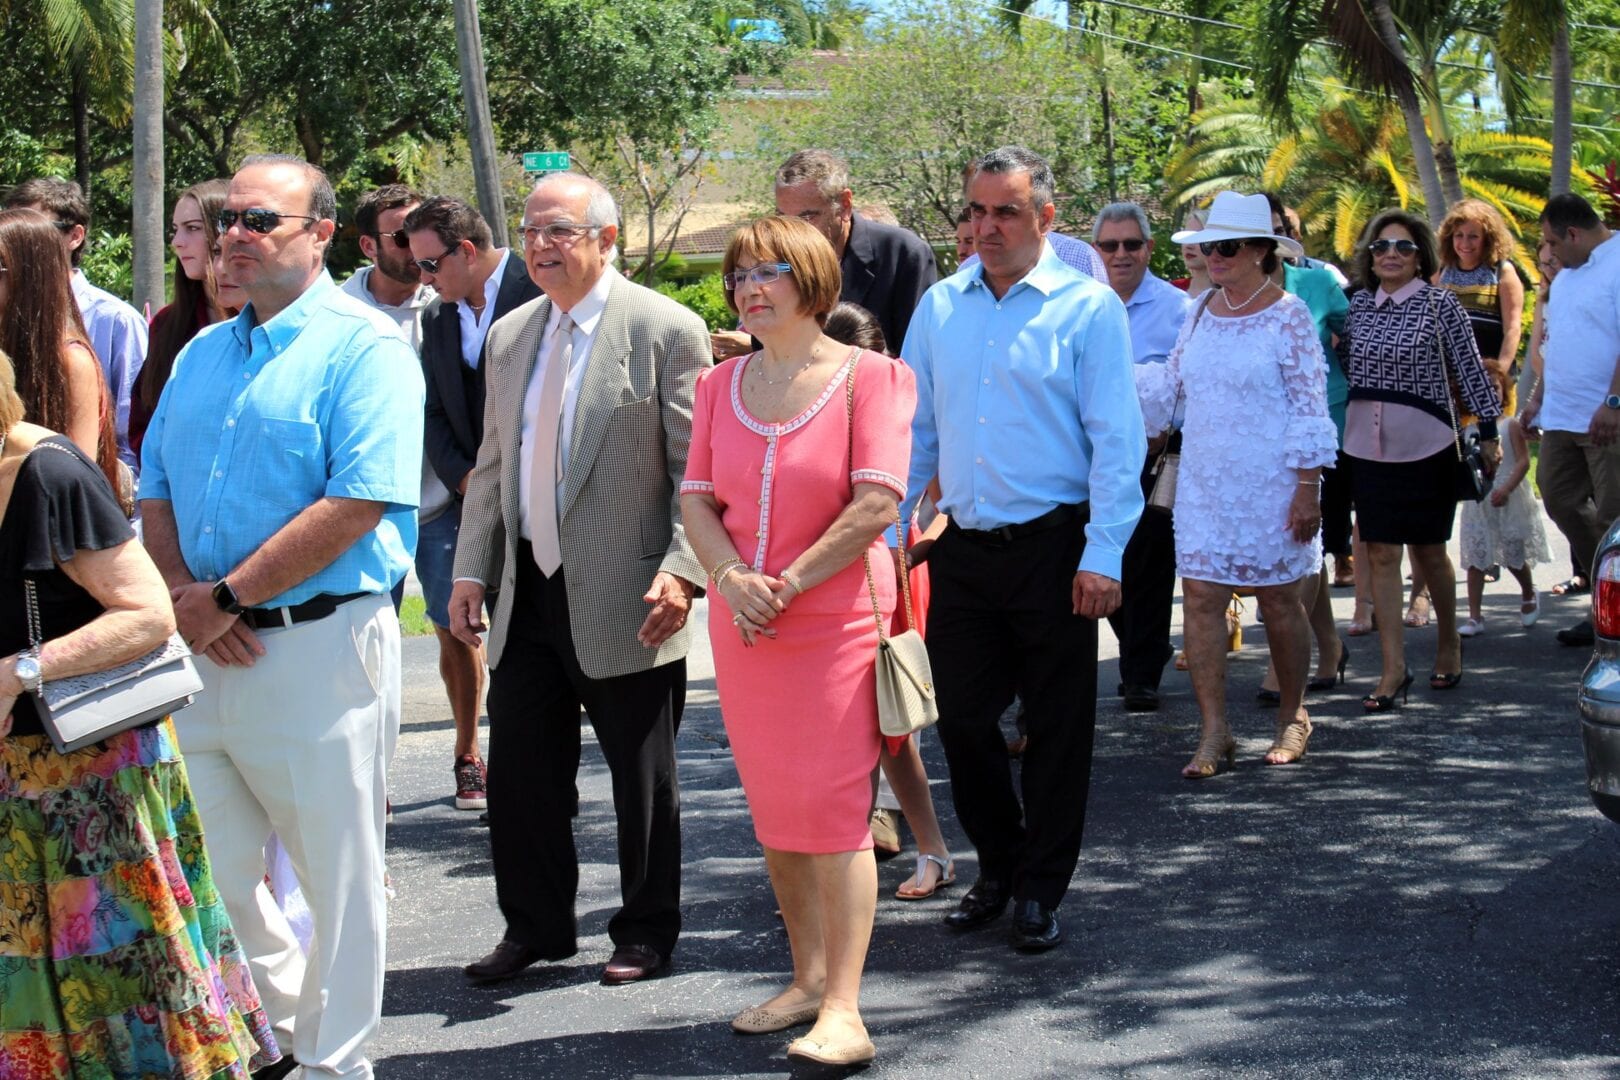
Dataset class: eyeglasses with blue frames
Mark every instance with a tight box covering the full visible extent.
[723,263,794,291]
[517,221,604,247]
[1368,238,1420,256]
[215,208,320,235]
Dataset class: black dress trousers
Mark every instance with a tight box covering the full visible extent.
[1108,435,1179,691]
[484,541,685,959]
[924,510,1099,910]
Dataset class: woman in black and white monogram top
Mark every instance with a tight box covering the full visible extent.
[1340,208,1502,712]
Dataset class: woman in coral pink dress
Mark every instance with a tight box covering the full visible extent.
[681,217,915,1068]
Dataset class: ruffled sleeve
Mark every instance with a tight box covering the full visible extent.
[1135,292,1204,435]
[18,437,136,572]
[849,350,915,502]
[1273,296,1340,471]
[679,363,722,497]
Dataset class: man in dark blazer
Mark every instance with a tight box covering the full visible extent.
[403,196,541,812]
[448,173,709,989]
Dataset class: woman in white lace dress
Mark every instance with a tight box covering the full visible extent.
[1138,192,1339,778]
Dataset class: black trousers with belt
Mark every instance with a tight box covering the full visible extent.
[926,508,1098,910]
[484,542,685,959]
[1107,437,1178,691]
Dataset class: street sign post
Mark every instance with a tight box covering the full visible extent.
[523,151,571,173]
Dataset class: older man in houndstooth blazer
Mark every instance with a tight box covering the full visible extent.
[448,173,710,988]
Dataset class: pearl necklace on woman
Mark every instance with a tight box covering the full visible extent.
[1221,276,1275,312]
[751,343,820,386]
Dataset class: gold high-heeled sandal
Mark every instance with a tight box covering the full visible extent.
[1264,712,1312,765]
[1181,730,1237,779]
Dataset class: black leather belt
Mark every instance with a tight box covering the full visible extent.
[949,503,1086,546]
[240,591,370,630]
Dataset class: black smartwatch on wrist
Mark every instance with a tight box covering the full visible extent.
[211,579,244,615]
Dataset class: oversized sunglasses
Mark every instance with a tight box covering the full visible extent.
[1096,238,1146,254]
[1369,238,1420,256]
[1198,239,1256,257]
[723,262,794,291]
[413,246,463,275]
[216,208,319,235]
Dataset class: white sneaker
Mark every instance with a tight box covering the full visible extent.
[1459,617,1486,637]
[1522,592,1542,628]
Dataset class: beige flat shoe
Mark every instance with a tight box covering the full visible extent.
[731,999,820,1035]
[787,1034,877,1065]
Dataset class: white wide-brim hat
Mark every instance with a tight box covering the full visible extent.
[1171,191,1305,259]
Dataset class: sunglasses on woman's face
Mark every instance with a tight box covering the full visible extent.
[1197,239,1253,257]
[1095,238,1146,254]
[1369,238,1419,256]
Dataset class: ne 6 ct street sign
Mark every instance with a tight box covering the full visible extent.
[523,151,571,173]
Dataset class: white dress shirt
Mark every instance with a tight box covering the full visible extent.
[519,265,619,541]
[458,249,512,369]
[1542,233,1620,434]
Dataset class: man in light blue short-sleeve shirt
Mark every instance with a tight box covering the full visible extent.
[140,154,422,1080]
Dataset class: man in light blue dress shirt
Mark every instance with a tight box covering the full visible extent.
[900,147,1146,952]
[1095,202,1193,713]
[140,155,423,1080]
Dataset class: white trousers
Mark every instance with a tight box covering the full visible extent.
[173,594,399,1080]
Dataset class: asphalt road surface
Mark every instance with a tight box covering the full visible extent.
[373,526,1620,1079]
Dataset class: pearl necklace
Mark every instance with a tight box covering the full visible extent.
[751,346,819,386]
[1221,277,1274,312]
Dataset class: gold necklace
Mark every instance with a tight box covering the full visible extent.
[1221,277,1274,312]
[752,346,819,386]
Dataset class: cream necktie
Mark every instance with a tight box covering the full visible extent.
[529,312,572,576]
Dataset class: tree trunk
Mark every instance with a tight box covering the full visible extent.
[131,0,165,314]
[1421,62,1465,207]
[70,68,92,201]
[1367,0,1447,223]
[453,0,508,248]
[1101,72,1118,203]
[1550,14,1573,196]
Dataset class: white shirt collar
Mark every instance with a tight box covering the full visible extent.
[462,249,510,320]
[546,264,618,336]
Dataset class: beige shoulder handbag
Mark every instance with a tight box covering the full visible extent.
[846,357,939,737]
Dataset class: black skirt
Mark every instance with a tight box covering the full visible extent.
[1345,446,1459,546]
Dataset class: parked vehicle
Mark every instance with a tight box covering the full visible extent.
[1577,518,1620,825]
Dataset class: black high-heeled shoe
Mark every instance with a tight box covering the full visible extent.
[1361,668,1414,712]
[1308,637,1350,692]
[1430,641,1464,690]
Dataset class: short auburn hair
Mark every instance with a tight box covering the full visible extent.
[722,215,842,323]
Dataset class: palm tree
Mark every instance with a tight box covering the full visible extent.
[1498,0,1574,196]
[1166,87,1587,264]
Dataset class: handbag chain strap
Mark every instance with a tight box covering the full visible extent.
[846,352,916,643]
[19,440,81,654]
[1156,290,1216,465]
[1429,288,1467,465]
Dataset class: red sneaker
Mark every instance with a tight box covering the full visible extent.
[454,755,488,811]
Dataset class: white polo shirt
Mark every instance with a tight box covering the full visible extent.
[1543,233,1620,434]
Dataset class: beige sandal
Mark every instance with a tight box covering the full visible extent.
[1265,712,1312,765]
[1181,730,1237,779]
[894,853,955,900]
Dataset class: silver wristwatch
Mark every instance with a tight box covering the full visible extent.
[14,651,42,694]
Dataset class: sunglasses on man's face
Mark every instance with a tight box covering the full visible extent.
[1198,239,1254,257]
[414,246,464,275]
[377,229,411,249]
[216,207,320,235]
[1096,238,1146,254]
[1369,238,1420,256]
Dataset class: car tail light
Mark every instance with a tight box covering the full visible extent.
[1597,550,1620,639]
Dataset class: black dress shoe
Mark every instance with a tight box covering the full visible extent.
[1010,899,1062,952]
[1558,620,1595,647]
[252,1058,299,1080]
[464,939,569,983]
[1122,685,1160,712]
[944,878,1010,930]
[601,943,667,985]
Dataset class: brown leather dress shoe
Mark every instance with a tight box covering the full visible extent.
[601,943,667,985]
[464,939,565,983]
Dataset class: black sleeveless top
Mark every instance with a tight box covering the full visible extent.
[1,436,137,737]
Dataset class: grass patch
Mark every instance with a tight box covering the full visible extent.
[399,595,434,637]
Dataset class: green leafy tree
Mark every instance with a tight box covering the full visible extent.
[484,0,788,282]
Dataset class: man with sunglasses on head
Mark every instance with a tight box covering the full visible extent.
[139,154,424,1080]
[448,172,708,989]
[5,177,148,472]
[1094,202,1191,713]
[401,196,540,811]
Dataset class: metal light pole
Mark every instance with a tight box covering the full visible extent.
[452,0,509,247]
